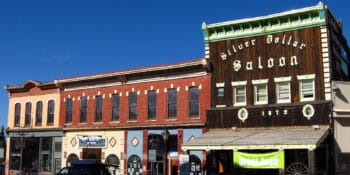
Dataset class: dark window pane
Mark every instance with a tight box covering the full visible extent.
[47,100,55,125]
[14,103,21,126]
[111,94,120,121]
[25,102,32,126]
[80,97,87,123]
[36,101,43,126]
[95,95,103,122]
[167,89,177,118]
[129,92,137,120]
[148,91,157,120]
[189,87,199,117]
[10,138,22,170]
[65,98,72,123]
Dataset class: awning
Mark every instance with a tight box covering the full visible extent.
[182,128,328,151]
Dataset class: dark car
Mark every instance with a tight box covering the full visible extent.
[56,159,119,175]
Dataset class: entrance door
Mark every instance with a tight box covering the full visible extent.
[82,148,101,160]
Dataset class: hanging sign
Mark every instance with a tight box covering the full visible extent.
[234,151,284,169]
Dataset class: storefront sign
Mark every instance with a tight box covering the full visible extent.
[234,151,284,169]
[179,154,189,175]
[78,136,107,148]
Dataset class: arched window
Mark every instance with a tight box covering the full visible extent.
[105,154,120,166]
[36,101,43,126]
[47,100,55,125]
[25,102,32,126]
[127,155,142,175]
[14,103,21,126]
[66,153,79,166]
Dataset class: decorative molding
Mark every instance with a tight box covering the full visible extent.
[274,76,292,82]
[202,3,326,42]
[252,79,268,85]
[231,81,247,86]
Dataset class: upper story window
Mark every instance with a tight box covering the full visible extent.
[47,100,55,125]
[167,89,177,119]
[25,102,32,126]
[128,92,138,121]
[148,90,157,120]
[275,76,292,104]
[36,101,43,126]
[297,74,315,102]
[80,97,87,123]
[14,103,21,127]
[216,83,225,97]
[111,94,120,121]
[65,98,73,123]
[252,79,268,105]
[189,87,199,118]
[232,81,247,106]
[95,95,103,122]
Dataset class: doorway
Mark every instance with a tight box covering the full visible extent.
[82,148,101,159]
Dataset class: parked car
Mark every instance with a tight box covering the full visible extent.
[56,159,119,175]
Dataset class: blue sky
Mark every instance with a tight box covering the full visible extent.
[0,0,348,128]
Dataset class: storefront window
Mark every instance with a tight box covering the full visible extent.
[40,137,52,172]
[9,138,21,170]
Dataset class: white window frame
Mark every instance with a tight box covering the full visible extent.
[297,74,316,102]
[216,82,225,97]
[231,81,247,106]
[252,79,268,105]
[274,76,292,104]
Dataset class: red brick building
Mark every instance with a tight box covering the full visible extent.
[55,58,210,175]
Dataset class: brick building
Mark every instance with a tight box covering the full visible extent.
[55,58,210,175]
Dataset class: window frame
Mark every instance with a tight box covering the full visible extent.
[128,92,138,121]
[94,95,103,122]
[167,88,177,119]
[80,97,87,123]
[274,76,292,104]
[232,81,247,106]
[36,101,43,126]
[14,103,21,127]
[65,98,73,124]
[188,87,199,118]
[252,79,268,105]
[297,74,316,102]
[147,90,157,120]
[25,102,32,126]
[47,100,55,125]
[111,94,120,121]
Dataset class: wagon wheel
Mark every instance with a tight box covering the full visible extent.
[285,162,309,175]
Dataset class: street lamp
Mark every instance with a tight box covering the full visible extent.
[161,127,169,175]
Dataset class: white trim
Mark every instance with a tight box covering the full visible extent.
[254,83,268,105]
[299,79,315,102]
[231,81,247,86]
[252,79,268,85]
[276,81,291,104]
[274,76,292,82]
[297,74,315,80]
[233,86,247,107]
[216,105,227,108]
[216,82,225,87]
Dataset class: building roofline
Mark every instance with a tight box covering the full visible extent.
[55,58,207,85]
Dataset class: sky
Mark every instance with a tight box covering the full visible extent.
[0,0,348,128]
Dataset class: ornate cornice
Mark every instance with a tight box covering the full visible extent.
[202,2,327,42]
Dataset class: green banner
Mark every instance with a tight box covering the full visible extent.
[234,151,284,169]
